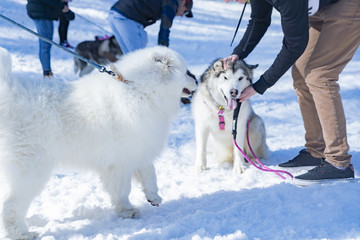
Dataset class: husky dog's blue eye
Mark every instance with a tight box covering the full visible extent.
[238,76,243,81]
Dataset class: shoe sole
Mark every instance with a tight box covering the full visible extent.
[279,164,321,168]
[293,177,358,187]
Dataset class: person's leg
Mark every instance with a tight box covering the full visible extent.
[292,22,325,159]
[33,19,54,74]
[108,10,147,54]
[302,0,360,168]
[58,14,69,43]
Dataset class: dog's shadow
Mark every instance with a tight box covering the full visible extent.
[36,147,360,240]
[37,176,359,240]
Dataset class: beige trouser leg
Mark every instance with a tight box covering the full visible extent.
[292,0,360,168]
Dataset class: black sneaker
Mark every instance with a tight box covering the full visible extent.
[279,149,322,167]
[295,161,354,180]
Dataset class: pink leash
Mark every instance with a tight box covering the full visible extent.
[232,100,293,180]
[233,119,293,180]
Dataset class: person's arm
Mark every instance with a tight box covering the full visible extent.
[252,0,309,94]
[233,0,272,59]
[223,0,272,69]
[158,0,179,47]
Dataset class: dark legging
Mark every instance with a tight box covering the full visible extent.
[58,13,69,43]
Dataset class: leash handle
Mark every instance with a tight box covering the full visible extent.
[233,139,293,179]
[232,98,293,180]
[245,119,293,179]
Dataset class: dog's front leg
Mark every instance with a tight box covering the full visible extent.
[233,122,247,174]
[2,194,39,240]
[195,125,210,172]
[100,167,139,218]
[134,163,162,207]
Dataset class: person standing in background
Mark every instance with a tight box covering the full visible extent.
[59,1,75,48]
[26,0,74,77]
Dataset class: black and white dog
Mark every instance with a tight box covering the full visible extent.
[74,35,123,76]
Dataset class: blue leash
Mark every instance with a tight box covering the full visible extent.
[0,12,115,76]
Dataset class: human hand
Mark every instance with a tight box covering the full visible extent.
[239,85,257,102]
[62,4,69,13]
[222,54,239,69]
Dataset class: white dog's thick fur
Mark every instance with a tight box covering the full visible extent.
[192,59,268,174]
[0,46,196,239]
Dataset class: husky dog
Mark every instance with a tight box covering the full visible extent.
[74,35,123,77]
[0,46,197,240]
[192,59,268,174]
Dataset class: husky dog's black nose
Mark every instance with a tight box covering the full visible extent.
[230,89,238,97]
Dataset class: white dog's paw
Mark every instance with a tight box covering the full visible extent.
[7,230,38,240]
[195,164,208,173]
[117,208,140,218]
[147,194,162,207]
[232,165,244,174]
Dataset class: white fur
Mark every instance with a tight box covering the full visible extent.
[0,46,196,239]
[192,59,268,174]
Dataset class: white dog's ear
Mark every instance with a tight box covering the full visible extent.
[152,52,169,66]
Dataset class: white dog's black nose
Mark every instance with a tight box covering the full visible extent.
[230,89,238,98]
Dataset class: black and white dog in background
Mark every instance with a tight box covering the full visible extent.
[74,35,123,77]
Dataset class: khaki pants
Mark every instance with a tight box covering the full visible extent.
[292,0,360,168]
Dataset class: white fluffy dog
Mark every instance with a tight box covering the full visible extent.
[0,46,197,239]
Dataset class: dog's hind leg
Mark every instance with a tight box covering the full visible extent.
[2,158,51,239]
[79,65,95,77]
[134,164,162,207]
[245,115,269,160]
[100,166,139,218]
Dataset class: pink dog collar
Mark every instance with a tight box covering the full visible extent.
[218,106,225,130]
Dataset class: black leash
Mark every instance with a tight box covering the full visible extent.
[0,13,115,76]
[75,12,113,36]
[232,98,242,140]
[230,1,248,47]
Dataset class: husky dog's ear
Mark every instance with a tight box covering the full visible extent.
[212,59,224,77]
[235,59,259,83]
[242,59,258,70]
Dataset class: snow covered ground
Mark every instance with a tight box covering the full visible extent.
[0,0,360,239]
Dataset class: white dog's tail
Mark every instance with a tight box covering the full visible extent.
[0,47,12,83]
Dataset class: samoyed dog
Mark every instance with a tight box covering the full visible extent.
[0,46,197,239]
[192,59,268,174]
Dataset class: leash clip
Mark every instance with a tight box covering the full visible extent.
[109,64,131,84]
